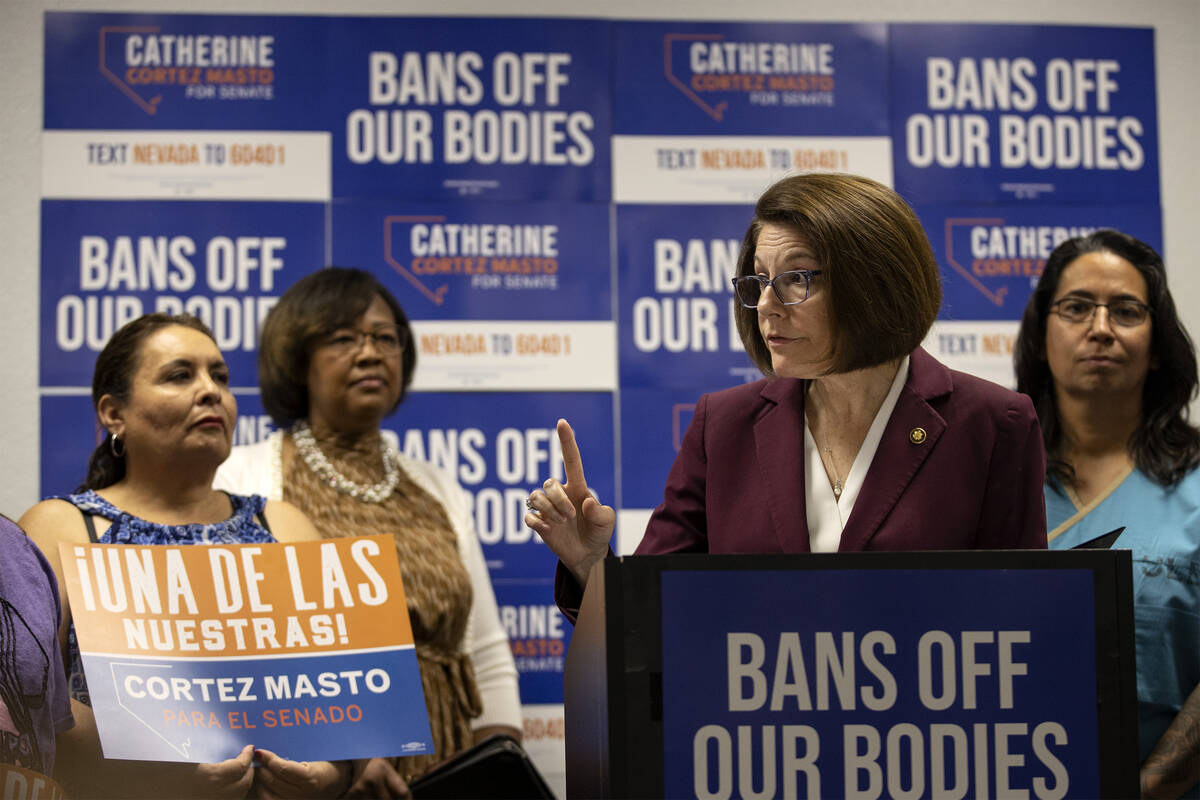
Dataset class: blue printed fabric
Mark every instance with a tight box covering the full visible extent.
[58,490,274,546]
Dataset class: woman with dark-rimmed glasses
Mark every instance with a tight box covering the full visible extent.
[525,172,1048,618]
[215,268,521,798]
[1015,229,1200,798]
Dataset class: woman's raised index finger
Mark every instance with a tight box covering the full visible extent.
[557,418,588,490]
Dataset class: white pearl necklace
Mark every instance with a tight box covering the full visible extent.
[291,421,400,504]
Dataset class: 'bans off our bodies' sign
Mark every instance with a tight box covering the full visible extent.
[662,568,1100,799]
[60,534,432,763]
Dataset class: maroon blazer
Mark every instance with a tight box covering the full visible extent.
[557,348,1047,613]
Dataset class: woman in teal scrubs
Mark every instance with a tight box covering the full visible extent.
[1015,229,1199,799]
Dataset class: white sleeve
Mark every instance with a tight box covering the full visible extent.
[460,506,523,731]
[213,434,282,501]
[401,456,523,731]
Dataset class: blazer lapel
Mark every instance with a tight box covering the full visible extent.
[838,348,951,551]
[754,379,812,552]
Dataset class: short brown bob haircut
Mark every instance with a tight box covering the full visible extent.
[734,173,942,376]
[258,267,416,427]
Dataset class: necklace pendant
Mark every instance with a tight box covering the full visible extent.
[833,480,843,499]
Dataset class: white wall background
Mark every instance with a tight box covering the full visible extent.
[2,0,1198,520]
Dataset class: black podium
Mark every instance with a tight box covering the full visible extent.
[564,551,1138,799]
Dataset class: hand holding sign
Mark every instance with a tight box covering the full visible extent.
[193,744,256,799]
[524,418,616,589]
[344,757,410,798]
[252,748,350,799]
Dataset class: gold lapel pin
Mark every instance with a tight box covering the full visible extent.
[909,427,927,444]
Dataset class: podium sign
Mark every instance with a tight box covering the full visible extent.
[565,551,1137,799]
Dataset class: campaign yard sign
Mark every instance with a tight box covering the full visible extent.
[0,763,65,800]
[59,534,432,763]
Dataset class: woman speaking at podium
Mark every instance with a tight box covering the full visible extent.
[525,172,1048,616]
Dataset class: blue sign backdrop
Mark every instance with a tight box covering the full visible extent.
[44,14,612,202]
[43,14,329,130]
[662,568,1099,799]
[890,24,1159,206]
[920,203,1164,321]
[327,17,612,202]
[332,200,611,321]
[614,22,888,135]
[494,581,571,706]
[40,199,326,387]
[617,204,757,389]
[619,387,704,512]
[39,394,100,498]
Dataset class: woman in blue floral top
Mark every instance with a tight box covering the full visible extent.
[18,313,342,799]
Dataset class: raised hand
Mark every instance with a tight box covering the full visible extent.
[524,418,616,589]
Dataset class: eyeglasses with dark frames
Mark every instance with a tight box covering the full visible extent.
[321,325,408,357]
[1049,297,1151,327]
[731,270,823,309]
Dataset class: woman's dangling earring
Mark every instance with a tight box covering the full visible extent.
[110,433,125,458]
